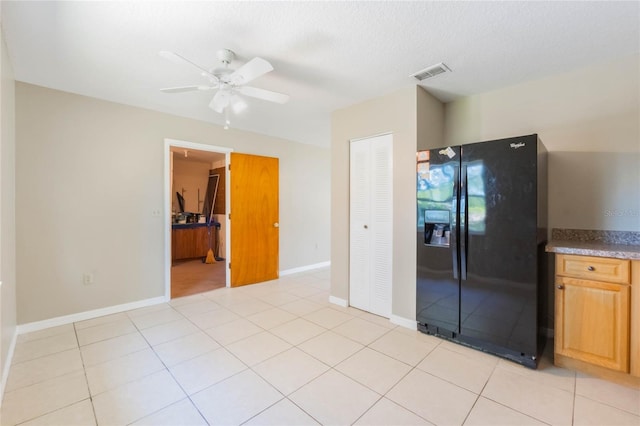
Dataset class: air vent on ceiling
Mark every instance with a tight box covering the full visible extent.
[411,63,451,81]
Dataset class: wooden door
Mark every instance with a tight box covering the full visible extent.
[230,153,279,287]
[555,276,630,372]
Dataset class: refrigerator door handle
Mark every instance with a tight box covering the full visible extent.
[451,166,459,280]
[460,165,468,280]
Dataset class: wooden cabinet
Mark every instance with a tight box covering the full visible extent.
[172,226,210,261]
[554,254,639,386]
[555,275,629,371]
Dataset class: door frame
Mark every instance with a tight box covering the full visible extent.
[163,138,233,300]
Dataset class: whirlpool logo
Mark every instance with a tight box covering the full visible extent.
[510,142,525,149]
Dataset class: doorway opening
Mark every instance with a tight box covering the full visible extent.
[164,139,232,300]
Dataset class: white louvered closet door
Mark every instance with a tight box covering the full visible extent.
[349,133,393,318]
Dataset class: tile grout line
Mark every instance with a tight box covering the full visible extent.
[107,306,187,425]
[178,291,310,424]
[573,373,640,417]
[14,273,626,426]
[478,364,573,425]
[4,323,95,425]
[10,282,372,424]
[459,351,501,426]
[72,321,100,426]
[181,283,338,424]
[229,278,331,425]
[377,337,445,425]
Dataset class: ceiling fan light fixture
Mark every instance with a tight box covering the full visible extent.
[210,89,231,113]
[231,95,248,114]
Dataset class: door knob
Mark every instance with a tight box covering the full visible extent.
[273,222,279,228]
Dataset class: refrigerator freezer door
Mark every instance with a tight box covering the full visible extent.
[416,146,461,335]
[459,135,539,356]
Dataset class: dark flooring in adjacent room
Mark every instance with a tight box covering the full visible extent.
[171,258,226,298]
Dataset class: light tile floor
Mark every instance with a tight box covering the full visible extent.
[3,267,640,425]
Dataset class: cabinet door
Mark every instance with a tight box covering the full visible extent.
[195,226,210,257]
[555,276,630,372]
[173,228,196,260]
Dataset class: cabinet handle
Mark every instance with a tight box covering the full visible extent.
[364,225,368,229]
[587,266,595,271]
[557,285,564,290]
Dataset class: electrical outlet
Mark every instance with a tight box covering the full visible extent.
[83,273,94,285]
[152,209,161,217]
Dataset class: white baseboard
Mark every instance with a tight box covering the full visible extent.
[17,295,168,335]
[390,315,417,330]
[329,295,348,307]
[280,261,330,276]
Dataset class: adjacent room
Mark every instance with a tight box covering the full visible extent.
[170,146,227,298]
[0,1,638,425]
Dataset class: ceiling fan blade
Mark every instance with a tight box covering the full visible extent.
[160,85,215,93]
[209,90,231,113]
[238,86,290,104]
[159,51,219,81]
[228,57,273,85]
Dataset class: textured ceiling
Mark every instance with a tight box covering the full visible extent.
[2,1,639,147]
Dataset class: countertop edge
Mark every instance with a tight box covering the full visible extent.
[546,240,640,260]
[171,222,220,230]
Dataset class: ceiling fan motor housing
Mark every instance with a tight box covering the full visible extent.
[211,49,236,80]
[217,49,235,65]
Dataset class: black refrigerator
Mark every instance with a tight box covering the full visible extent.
[416,134,547,368]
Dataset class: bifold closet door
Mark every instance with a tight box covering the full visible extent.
[349,133,393,318]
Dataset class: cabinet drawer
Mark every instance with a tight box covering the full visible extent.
[557,254,630,284]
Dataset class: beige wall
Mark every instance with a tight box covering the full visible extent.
[331,86,444,322]
[445,54,640,232]
[172,157,211,214]
[1,21,17,391]
[16,83,330,324]
[417,86,445,151]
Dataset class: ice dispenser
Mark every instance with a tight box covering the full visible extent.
[424,210,451,247]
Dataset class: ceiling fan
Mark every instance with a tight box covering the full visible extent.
[159,49,290,116]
